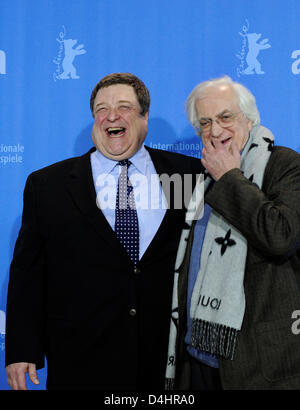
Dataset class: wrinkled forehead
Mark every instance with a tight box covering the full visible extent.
[195,85,239,117]
[94,84,139,106]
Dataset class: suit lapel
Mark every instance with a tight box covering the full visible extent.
[65,149,128,257]
[139,147,186,262]
[145,146,183,206]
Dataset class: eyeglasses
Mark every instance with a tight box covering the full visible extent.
[196,111,242,133]
[94,103,139,117]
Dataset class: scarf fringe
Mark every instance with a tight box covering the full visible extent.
[165,378,175,390]
[191,319,238,360]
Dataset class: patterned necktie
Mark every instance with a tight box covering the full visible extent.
[115,159,139,266]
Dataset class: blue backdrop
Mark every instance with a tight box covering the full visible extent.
[1,0,300,389]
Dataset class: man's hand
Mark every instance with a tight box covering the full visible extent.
[6,362,40,390]
[201,139,241,180]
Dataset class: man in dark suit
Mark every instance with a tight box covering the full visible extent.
[166,76,300,390]
[5,73,202,390]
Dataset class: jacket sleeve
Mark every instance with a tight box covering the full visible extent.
[5,174,46,369]
[205,148,300,259]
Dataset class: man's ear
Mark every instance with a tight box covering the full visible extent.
[143,111,149,129]
[247,120,253,133]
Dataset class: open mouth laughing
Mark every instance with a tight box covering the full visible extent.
[106,127,126,137]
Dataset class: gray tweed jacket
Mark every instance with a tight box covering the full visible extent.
[175,146,300,390]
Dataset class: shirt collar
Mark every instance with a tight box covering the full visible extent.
[129,144,148,175]
[94,149,117,174]
[94,144,148,175]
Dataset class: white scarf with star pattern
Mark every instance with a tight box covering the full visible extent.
[165,125,274,388]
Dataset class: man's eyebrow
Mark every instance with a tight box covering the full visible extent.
[218,109,232,115]
[117,100,133,104]
[95,99,133,106]
[94,102,108,108]
[199,109,232,120]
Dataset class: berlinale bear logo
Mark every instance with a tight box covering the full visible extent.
[53,26,86,81]
[58,39,86,79]
[236,20,271,77]
[243,33,271,75]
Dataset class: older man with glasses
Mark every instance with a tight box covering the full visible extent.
[166,76,300,390]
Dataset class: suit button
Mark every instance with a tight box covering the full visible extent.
[133,267,140,274]
[129,309,136,316]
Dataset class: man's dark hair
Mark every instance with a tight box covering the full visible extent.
[90,72,150,117]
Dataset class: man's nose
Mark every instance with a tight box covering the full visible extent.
[106,107,120,121]
[210,120,223,137]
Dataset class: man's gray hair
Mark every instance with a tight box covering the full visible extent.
[185,75,260,135]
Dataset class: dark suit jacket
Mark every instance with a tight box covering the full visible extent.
[175,146,300,389]
[5,146,202,390]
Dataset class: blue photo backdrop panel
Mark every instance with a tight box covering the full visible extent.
[1,0,300,389]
